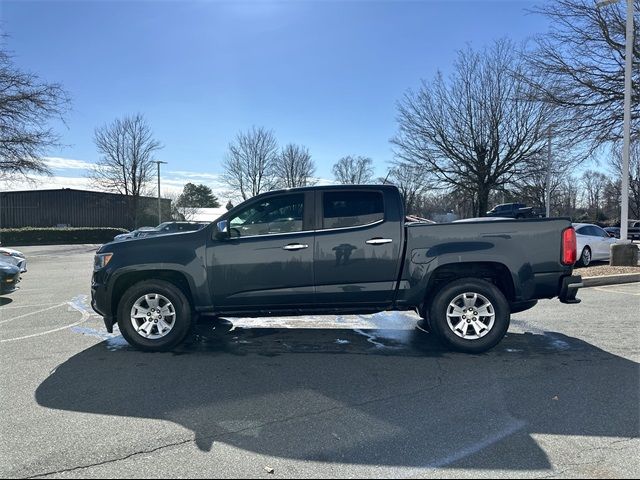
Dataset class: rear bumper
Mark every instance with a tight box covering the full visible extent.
[559,275,582,304]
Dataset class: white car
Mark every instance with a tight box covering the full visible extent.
[0,247,27,273]
[573,223,617,267]
[113,227,155,241]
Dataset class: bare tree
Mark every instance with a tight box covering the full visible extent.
[164,191,198,221]
[223,127,278,201]
[385,164,431,215]
[609,140,640,219]
[273,143,316,188]
[525,0,639,149]
[554,175,581,218]
[332,155,374,184]
[89,114,162,227]
[581,170,610,220]
[392,40,555,217]
[0,42,70,178]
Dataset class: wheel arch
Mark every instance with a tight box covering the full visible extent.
[421,261,515,317]
[111,269,195,324]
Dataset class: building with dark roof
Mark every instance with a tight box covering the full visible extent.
[0,188,170,229]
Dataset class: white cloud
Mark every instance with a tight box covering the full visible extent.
[43,156,96,170]
[0,157,335,203]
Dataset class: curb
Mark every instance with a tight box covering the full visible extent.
[582,273,640,287]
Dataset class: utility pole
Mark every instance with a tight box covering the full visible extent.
[619,0,633,242]
[546,125,552,218]
[597,0,637,265]
[155,160,167,225]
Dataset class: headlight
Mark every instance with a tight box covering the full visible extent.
[94,253,113,270]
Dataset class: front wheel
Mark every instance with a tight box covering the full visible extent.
[118,280,193,352]
[429,278,510,353]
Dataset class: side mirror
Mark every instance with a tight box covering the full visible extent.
[215,219,229,239]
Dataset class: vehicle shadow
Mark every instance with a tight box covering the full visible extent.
[35,322,640,471]
[0,296,13,306]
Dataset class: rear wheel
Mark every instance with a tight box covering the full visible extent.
[577,247,592,267]
[429,278,510,353]
[118,280,193,351]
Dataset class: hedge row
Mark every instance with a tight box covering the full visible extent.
[0,227,129,246]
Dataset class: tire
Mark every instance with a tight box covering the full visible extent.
[577,247,592,267]
[117,279,193,352]
[428,278,510,353]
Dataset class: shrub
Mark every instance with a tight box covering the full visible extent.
[0,227,129,246]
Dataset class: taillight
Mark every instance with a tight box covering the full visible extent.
[561,227,577,265]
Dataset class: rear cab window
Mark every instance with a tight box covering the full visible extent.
[321,191,384,229]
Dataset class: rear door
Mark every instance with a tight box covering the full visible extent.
[313,188,403,308]
[207,191,316,310]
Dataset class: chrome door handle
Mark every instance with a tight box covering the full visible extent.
[366,238,393,245]
[282,243,309,251]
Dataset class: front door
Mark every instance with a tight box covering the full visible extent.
[313,189,402,308]
[207,192,315,311]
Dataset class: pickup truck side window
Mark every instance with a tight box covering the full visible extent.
[228,193,305,237]
[322,191,384,229]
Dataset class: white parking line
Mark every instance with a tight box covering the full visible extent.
[0,317,89,343]
[0,303,67,325]
[0,296,93,343]
[0,303,59,310]
[593,285,640,296]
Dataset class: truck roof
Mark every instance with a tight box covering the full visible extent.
[254,184,401,197]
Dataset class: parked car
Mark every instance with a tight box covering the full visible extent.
[0,259,21,295]
[486,203,544,219]
[92,185,582,354]
[113,227,155,241]
[603,227,620,239]
[138,221,208,238]
[573,223,618,267]
[0,247,27,273]
[628,220,640,241]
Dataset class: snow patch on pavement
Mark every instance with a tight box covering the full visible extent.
[70,325,129,351]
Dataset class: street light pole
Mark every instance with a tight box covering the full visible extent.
[619,0,633,242]
[546,125,552,218]
[597,0,637,265]
[597,0,634,242]
[155,160,167,225]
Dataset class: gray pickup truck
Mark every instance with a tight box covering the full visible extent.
[92,185,582,353]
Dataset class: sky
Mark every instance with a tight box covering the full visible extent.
[1,0,553,201]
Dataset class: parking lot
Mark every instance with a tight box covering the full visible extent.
[1,244,638,479]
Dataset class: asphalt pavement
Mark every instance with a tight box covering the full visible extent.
[0,244,638,479]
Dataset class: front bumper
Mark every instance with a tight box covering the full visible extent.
[559,275,582,304]
[91,277,115,333]
[0,272,21,294]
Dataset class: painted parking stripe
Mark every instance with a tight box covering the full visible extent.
[1,303,60,310]
[593,286,640,296]
[0,296,93,342]
[0,303,67,325]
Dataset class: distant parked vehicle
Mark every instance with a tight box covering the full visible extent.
[628,220,640,241]
[138,221,208,238]
[0,247,27,273]
[486,203,544,219]
[603,227,620,239]
[0,259,21,294]
[573,223,617,267]
[114,227,155,241]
